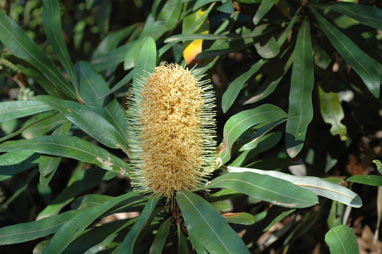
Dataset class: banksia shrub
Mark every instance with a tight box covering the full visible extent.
[126,63,216,198]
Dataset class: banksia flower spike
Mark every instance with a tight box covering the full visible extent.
[126,63,216,199]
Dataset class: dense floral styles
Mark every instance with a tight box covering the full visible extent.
[127,63,216,198]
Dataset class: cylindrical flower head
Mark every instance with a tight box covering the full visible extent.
[127,63,216,198]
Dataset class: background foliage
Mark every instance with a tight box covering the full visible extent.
[0,0,382,253]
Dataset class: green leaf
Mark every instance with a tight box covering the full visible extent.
[92,24,138,58]
[91,44,130,72]
[76,61,110,113]
[21,112,66,139]
[37,96,126,150]
[140,0,182,40]
[43,192,140,254]
[253,0,275,25]
[263,209,295,232]
[193,0,218,11]
[177,224,189,254]
[0,151,38,181]
[243,54,293,105]
[0,135,130,175]
[75,63,129,148]
[38,168,106,219]
[0,100,52,123]
[96,0,111,35]
[319,86,347,141]
[321,2,382,30]
[223,212,256,225]
[38,121,71,185]
[228,167,362,208]
[348,175,382,186]
[149,218,171,254]
[0,150,34,165]
[43,0,78,94]
[373,160,382,175]
[63,218,136,254]
[312,9,380,98]
[118,196,159,254]
[219,104,287,165]
[255,37,280,59]
[207,172,318,208]
[222,60,265,113]
[240,119,286,151]
[0,12,76,99]
[325,225,359,254]
[133,36,157,85]
[164,29,272,43]
[285,19,314,158]
[176,190,250,254]
[0,210,77,245]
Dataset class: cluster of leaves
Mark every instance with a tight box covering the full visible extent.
[0,0,382,253]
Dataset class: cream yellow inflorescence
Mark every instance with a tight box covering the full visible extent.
[127,63,216,198]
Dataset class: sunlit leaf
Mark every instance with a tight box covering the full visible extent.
[319,86,347,141]
[325,225,359,254]
[228,167,362,208]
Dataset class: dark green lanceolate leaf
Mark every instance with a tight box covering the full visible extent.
[240,119,286,151]
[0,210,77,245]
[219,104,286,165]
[253,0,275,25]
[76,62,129,148]
[208,172,317,208]
[37,96,125,150]
[62,218,137,254]
[21,112,66,139]
[0,101,52,123]
[193,0,218,11]
[228,167,362,208]
[132,36,157,86]
[222,60,265,113]
[76,61,109,112]
[43,0,78,94]
[243,54,293,105]
[43,192,140,254]
[96,0,111,35]
[91,44,130,72]
[0,135,131,175]
[0,151,38,181]
[319,86,347,141]
[285,19,314,158]
[39,121,71,186]
[149,218,171,254]
[37,168,107,220]
[140,0,182,40]
[92,24,138,58]
[263,209,295,232]
[176,190,250,254]
[325,225,359,254]
[0,150,34,165]
[312,9,380,98]
[177,225,189,254]
[348,175,382,186]
[118,196,159,254]
[321,2,382,30]
[0,12,76,99]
